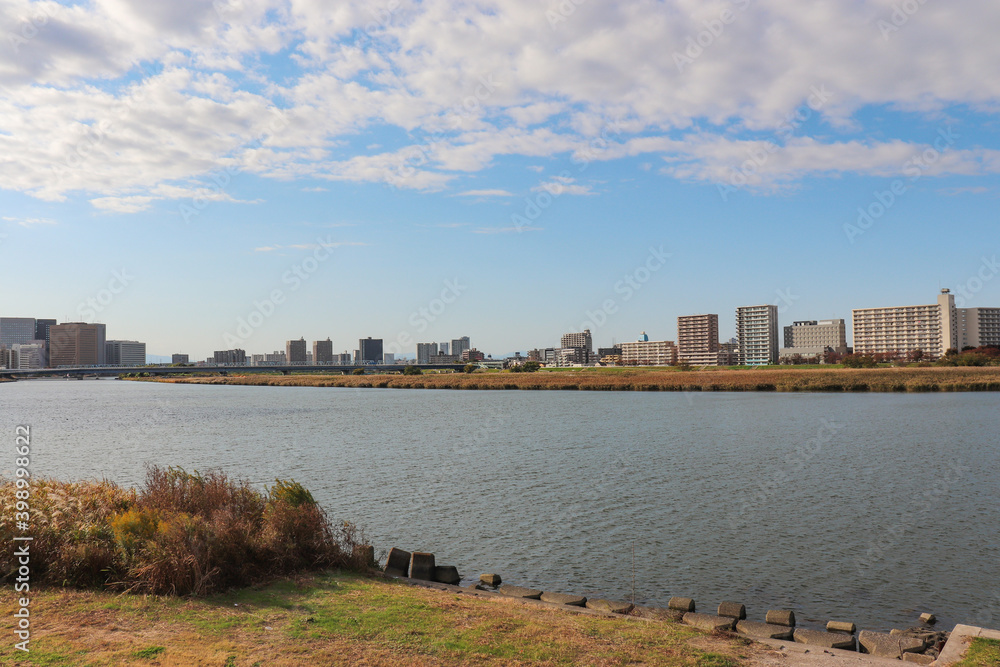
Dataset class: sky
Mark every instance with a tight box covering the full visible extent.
[2,0,1000,360]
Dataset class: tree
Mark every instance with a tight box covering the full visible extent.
[402,365,422,375]
[351,368,366,375]
[842,353,877,368]
[521,361,541,372]
[907,349,924,362]
[463,363,478,374]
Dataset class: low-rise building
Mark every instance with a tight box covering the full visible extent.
[620,334,678,366]
[779,319,848,362]
[171,354,189,364]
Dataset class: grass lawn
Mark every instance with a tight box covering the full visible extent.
[1,572,767,666]
[954,637,1000,667]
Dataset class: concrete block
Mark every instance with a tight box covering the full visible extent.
[920,613,936,624]
[858,630,925,658]
[433,565,460,585]
[498,584,542,600]
[827,620,857,634]
[793,628,857,651]
[902,653,935,665]
[353,544,375,566]
[736,620,794,640]
[766,609,796,627]
[385,547,411,577]
[668,597,696,612]
[683,612,736,633]
[540,591,587,607]
[717,601,746,620]
[480,573,502,586]
[409,552,435,581]
[586,599,634,614]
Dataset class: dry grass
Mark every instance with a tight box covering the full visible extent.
[144,366,1000,392]
[0,572,768,666]
[0,469,370,596]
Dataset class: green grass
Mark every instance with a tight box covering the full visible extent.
[0,572,768,666]
[954,637,1000,667]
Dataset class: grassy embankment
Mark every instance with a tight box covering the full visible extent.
[0,472,763,666]
[955,638,1000,667]
[143,366,1000,392]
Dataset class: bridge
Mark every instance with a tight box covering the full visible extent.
[0,364,465,379]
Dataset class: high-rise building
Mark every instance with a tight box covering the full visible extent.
[852,289,959,360]
[172,354,189,364]
[428,353,458,364]
[334,352,352,363]
[460,348,485,362]
[34,319,56,346]
[49,322,107,366]
[959,307,1000,349]
[13,341,46,369]
[620,336,678,366]
[286,338,307,364]
[450,336,470,360]
[0,317,36,348]
[677,314,721,366]
[736,305,779,365]
[560,329,594,364]
[416,342,439,364]
[0,347,17,369]
[779,319,848,361]
[313,338,334,364]
[106,340,146,365]
[359,337,383,363]
[213,349,246,364]
[439,342,450,355]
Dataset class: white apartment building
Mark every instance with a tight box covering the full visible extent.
[959,307,1000,349]
[852,289,959,360]
[736,304,779,365]
[620,339,678,366]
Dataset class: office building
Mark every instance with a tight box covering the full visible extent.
[13,341,46,369]
[172,354,189,364]
[1,347,19,369]
[779,319,848,361]
[313,338,334,364]
[286,338,307,364]
[334,352,352,363]
[428,353,459,364]
[560,329,594,364]
[451,336,471,360]
[106,340,146,365]
[677,314,721,366]
[49,322,106,366]
[620,335,678,366]
[439,341,450,355]
[461,348,485,362]
[736,305,779,365]
[0,317,36,348]
[213,349,246,364]
[34,319,56,346]
[852,289,958,360]
[383,352,395,363]
[416,342,439,364]
[959,307,1000,348]
[359,337,383,363]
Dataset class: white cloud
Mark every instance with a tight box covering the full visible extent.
[2,216,56,227]
[3,0,1000,206]
[454,189,514,197]
[532,176,595,196]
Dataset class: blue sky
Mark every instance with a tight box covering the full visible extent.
[2,0,999,359]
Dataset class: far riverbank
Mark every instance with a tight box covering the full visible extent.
[135,366,1000,392]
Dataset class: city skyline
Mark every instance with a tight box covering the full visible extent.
[2,3,1000,359]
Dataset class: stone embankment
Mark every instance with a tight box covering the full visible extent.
[380,546,955,664]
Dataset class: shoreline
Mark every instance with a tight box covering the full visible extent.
[132,366,1000,393]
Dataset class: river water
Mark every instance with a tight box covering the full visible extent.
[2,379,998,632]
